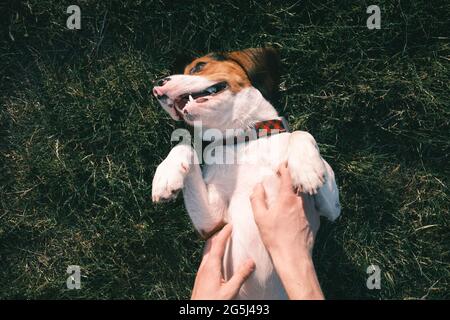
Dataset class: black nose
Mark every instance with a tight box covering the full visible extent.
[156,93,168,102]
[154,77,171,87]
[152,87,168,101]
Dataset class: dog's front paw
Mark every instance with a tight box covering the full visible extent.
[289,159,326,195]
[287,132,327,195]
[151,145,194,202]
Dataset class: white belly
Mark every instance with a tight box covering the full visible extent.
[203,134,291,299]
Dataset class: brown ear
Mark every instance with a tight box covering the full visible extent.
[226,48,280,102]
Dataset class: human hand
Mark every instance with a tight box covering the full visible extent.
[191,224,255,300]
[250,162,320,259]
[250,162,324,300]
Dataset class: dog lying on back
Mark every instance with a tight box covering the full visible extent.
[152,48,340,299]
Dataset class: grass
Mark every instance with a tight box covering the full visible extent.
[0,0,449,299]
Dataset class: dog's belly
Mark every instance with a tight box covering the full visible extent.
[203,136,291,299]
[225,165,287,299]
[224,165,286,299]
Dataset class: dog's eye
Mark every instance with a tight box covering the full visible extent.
[190,62,206,74]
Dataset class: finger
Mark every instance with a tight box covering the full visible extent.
[203,223,227,255]
[202,237,213,260]
[223,259,255,298]
[210,224,232,260]
[277,162,295,195]
[202,224,226,260]
[250,183,268,216]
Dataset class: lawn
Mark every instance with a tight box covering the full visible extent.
[0,0,449,299]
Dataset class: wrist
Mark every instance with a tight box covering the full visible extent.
[268,242,312,264]
[270,250,323,300]
[270,245,312,278]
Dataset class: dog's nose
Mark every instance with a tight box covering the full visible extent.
[153,77,171,101]
[155,77,171,87]
[153,86,163,97]
[153,87,168,101]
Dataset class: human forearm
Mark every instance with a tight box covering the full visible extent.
[270,248,324,300]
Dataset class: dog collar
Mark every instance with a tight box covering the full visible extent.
[253,117,290,136]
[205,117,290,146]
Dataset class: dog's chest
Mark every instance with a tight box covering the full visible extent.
[202,133,291,199]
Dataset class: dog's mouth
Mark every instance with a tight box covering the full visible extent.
[173,81,228,117]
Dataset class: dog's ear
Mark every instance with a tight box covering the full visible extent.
[171,52,194,74]
[225,47,280,102]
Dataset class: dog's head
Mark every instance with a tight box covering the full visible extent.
[152,48,280,129]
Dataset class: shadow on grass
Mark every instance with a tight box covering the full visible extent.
[315,225,374,300]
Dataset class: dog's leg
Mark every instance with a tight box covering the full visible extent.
[152,144,225,238]
[152,144,194,202]
[183,168,227,238]
[314,159,341,221]
[287,131,341,220]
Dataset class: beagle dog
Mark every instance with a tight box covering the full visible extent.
[152,48,340,299]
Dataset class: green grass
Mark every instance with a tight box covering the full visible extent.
[0,0,449,299]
